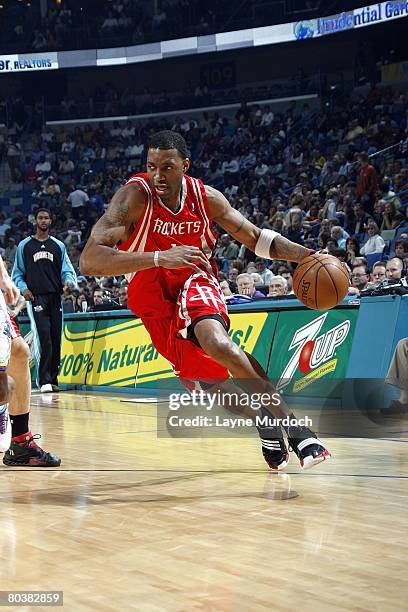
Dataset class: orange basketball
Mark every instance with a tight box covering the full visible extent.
[293,254,350,310]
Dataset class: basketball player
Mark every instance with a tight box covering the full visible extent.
[0,255,18,406]
[81,131,331,470]
[0,257,61,466]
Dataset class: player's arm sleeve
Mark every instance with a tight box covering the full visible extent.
[11,242,28,292]
[60,243,78,288]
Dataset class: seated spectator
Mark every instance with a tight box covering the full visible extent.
[381,201,400,231]
[386,257,404,281]
[119,284,128,308]
[214,234,239,270]
[322,188,339,221]
[219,279,233,297]
[267,276,288,298]
[75,293,89,312]
[370,261,387,283]
[4,237,17,266]
[360,221,385,255]
[350,264,369,293]
[228,267,239,285]
[395,240,408,260]
[35,155,51,176]
[0,214,11,247]
[254,258,273,285]
[236,273,265,299]
[331,226,347,249]
[345,237,361,268]
[250,272,264,286]
[276,264,294,293]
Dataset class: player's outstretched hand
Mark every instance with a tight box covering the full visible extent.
[0,276,20,306]
[159,246,213,274]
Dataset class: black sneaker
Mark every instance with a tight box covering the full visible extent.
[261,437,289,471]
[3,433,61,467]
[288,429,331,470]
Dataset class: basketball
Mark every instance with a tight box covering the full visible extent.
[293,254,350,310]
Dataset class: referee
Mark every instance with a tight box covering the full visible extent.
[12,208,77,392]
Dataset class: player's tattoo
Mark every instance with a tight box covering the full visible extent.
[229,213,246,235]
[270,235,309,262]
[107,197,131,226]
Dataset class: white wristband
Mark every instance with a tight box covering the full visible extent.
[153,251,160,267]
[254,229,278,259]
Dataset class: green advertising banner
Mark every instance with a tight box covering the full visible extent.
[53,311,278,389]
[268,309,358,398]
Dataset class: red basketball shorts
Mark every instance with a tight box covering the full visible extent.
[141,271,230,387]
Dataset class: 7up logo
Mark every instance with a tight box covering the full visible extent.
[277,313,350,391]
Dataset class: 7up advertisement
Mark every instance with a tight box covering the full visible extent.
[268,309,358,398]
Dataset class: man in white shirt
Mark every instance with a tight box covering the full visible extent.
[67,186,89,219]
[35,156,51,175]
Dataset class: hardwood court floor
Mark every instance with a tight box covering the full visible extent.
[0,391,407,611]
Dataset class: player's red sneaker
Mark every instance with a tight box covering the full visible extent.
[3,433,61,467]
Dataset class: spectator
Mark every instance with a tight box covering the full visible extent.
[67,185,89,219]
[35,155,51,176]
[360,221,385,255]
[267,276,288,298]
[58,153,75,183]
[351,264,369,292]
[119,284,128,308]
[4,237,17,266]
[236,273,264,299]
[277,264,294,293]
[356,152,378,214]
[219,279,233,297]
[0,214,11,247]
[345,237,361,268]
[381,201,400,231]
[370,261,387,283]
[254,258,273,285]
[386,257,404,281]
[322,188,338,221]
[395,240,408,260]
[214,234,239,269]
[331,226,347,249]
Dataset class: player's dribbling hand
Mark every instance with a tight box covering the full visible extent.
[159,246,213,274]
[0,276,20,306]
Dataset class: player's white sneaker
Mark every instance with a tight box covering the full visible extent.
[40,384,53,393]
[288,429,331,470]
[0,405,11,453]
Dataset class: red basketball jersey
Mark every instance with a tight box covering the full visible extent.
[118,173,219,318]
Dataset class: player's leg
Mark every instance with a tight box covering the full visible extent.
[32,297,53,391]
[194,318,331,469]
[174,273,286,470]
[48,294,63,390]
[0,307,13,451]
[3,325,61,467]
